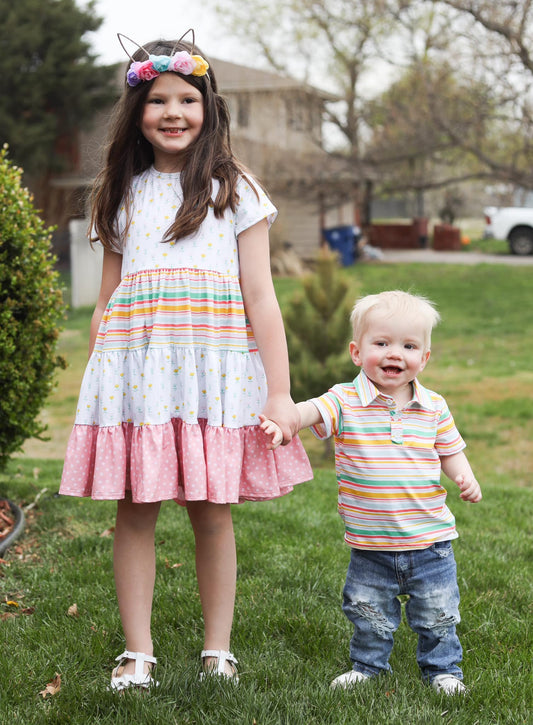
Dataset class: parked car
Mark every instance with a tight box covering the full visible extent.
[484,206,533,255]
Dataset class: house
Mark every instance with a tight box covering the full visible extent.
[51,57,364,262]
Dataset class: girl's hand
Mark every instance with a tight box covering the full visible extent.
[259,414,283,450]
[455,473,482,503]
[261,394,300,445]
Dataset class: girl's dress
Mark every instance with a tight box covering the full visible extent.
[60,167,312,504]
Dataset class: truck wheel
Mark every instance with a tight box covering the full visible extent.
[509,227,533,255]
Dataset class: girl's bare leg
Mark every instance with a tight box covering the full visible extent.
[186,501,237,675]
[113,496,161,675]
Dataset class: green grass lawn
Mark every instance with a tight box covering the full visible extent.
[1,262,532,724]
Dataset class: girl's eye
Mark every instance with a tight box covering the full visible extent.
[147,98,163,104]
[184,97,197,104]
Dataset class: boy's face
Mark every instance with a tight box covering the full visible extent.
[349,309,430,399]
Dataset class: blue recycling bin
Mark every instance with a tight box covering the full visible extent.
[322,225,359,266]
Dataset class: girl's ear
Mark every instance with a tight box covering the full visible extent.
[349,340,362,367]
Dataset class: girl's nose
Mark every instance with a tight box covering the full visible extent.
[164,102,182,118]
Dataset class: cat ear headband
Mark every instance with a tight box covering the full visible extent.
[118,29,210,87]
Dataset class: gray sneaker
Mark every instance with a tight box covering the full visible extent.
[330,670,370,689]
[431,674,466,695]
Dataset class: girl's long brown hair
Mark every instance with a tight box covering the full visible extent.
[91,38,248,249]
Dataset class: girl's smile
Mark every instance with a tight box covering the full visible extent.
[141,73,204,172]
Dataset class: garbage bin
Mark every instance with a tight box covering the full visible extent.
[322,226,360,266]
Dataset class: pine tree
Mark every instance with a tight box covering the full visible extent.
[0,0,116,177]
[285,249,357,404]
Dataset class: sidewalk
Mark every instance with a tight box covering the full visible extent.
[380,249,533,265]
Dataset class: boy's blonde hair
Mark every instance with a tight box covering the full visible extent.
[350,290,440,352]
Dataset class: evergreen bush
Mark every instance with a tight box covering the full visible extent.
[0,145,65,470]
[285,249,357,403]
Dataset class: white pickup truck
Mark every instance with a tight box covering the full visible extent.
[484,206,533,255]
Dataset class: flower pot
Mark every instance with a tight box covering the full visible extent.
[0,498,25,556]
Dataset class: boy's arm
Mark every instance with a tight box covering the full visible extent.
[298,401,323,429]
[440,451,482,503]
[260,401,323,449]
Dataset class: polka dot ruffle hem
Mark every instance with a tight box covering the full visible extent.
[60,418,313,504]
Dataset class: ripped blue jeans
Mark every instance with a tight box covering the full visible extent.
[342,541,463,682]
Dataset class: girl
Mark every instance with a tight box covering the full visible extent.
[60,31,312,690]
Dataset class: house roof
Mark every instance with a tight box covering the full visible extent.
[212,58,339,101]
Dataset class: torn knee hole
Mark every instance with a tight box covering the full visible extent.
[429,611,459,635]
[352,601,393,636]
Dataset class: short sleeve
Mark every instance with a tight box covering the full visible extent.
[309,386,345,439]
[234,176,277,236]
[434,396,466,456]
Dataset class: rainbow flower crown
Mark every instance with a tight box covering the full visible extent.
[118,30,210,87]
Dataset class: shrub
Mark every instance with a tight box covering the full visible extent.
[0,145,66,471]
[285,249,357,402]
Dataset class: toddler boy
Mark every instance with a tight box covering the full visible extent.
[261,290,481,695]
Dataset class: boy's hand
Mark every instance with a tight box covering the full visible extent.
[455,474,482,503]
[259,414,284,450]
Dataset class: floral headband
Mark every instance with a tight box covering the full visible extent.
[118,30,210,87]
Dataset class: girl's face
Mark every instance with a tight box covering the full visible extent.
[140,73,204,172]
[349,309,430,402]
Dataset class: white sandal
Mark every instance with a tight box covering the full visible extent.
[200,649,239,683]
[109,650,159,692]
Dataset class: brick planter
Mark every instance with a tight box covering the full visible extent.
[433,224,462,250]
[368,222,420,249]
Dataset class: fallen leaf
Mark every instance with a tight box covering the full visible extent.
[164,558,184,569]
[6,600,20,608]
[100,527,115,537]
[40,673,61,698]
[67,603,79,618]
[0,612,16,621]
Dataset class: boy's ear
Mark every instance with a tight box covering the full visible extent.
[349,340,361,367]
[420,349,431,371]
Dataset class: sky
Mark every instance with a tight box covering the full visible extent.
[86,0,248,65]
[85,0,392,99]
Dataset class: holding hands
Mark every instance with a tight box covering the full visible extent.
[259,414,284,449]
[260,395,300,446]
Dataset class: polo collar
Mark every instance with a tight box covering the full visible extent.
[354,370,435,411]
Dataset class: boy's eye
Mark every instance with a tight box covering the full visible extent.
[404,343,416,350]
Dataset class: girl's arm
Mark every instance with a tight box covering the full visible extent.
[238,219,298,443]
[260,401,322,449]
[88,248,123,357]
[440,451,482,503]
